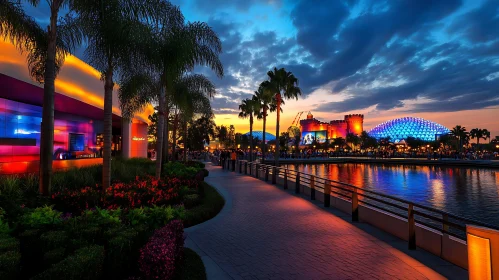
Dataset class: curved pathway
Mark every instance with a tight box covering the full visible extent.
[186,163,467,280]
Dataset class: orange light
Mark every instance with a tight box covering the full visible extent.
[466,225,498,280]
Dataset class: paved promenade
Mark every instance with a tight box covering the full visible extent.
[185,163,468,280]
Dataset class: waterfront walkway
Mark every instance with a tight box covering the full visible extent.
[185,163,468,280]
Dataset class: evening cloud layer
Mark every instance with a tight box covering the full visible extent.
[25,0,499,115]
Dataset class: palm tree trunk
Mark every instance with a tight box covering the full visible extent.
[39,9,58,195]
[172,112,178,162]
[262,107,267,161]
[102,65,114,189]
[250,115,253,162]
[163,92,170,164]
[39,8,59,194]
[274,94,281,166]
[183,120,187,162]
[155,87,166,178]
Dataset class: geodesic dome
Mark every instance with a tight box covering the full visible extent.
[243,131,276,142]
[368,117,450,142]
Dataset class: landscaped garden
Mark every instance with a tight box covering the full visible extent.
[0,159,223,280]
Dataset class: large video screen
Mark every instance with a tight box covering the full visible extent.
[301,131,327,145]
[315,131,327,144]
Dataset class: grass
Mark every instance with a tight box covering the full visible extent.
[175,248,206,280]
[184,182,225,228]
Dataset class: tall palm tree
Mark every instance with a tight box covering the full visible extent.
[171,74,216,162]
[239,98,260,161]
[483,129,491,143]
[450,125,468,152]
[470,128,485,149]
[346,133,360,151]
[254,81,277,160]
[73,0,159,189]
[1,0,82,195]
[266,67,301,166]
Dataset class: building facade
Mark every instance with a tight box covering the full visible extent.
[0,38,153,174]
[299,112,364,145]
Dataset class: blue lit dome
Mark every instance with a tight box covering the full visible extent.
[368,117,450,142]
[243,131,276,142]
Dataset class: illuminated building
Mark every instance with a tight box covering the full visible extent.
[299,112,364,145]
[368,117,450,142]
[0,38,153,174]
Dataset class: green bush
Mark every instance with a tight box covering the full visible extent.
[0,238,19,253]
[126,205,185,230]
[33,245,105,280]
[21,205,62,228]
[40,230,68,251]
[0,250,21,280]
[106,228,139,279]
[163,162,199,178]
[43,247,66,266]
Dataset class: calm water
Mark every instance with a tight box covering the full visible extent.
[285,163,499,227]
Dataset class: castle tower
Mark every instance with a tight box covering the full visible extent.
[345,114,364,135]
[306,112,313,119]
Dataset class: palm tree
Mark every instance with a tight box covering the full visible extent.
[332,137,345,150]
[73,0,160,189]
[483,129,491,143]
[266,67,301,166]
[450,125,468,152]
[346,133,360,151]
[171,74,216,162]
[239,98,260,161]
[254,81,277,160]
[1,0,82,194]
[470,128,486,149]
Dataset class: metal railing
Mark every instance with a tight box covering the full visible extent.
[223,159,499,249]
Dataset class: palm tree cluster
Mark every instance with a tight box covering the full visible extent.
[238,67,301,164]
[1,0,223,193]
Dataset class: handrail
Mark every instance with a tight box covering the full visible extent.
[236,160,499,244]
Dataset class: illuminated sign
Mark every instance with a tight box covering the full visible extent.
[132,137,146,141]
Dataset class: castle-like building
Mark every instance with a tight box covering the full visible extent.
[299,112,364,145]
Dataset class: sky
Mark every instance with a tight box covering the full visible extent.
[20,0,499,137]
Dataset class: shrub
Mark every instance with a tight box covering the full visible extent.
[202,168,209,177]
[138,220,184,280]
[33,245,105,280]
[43,248,66,266]
[163,162,199,178]
[0,238,19,253]
[0,250,21,280]
[126,205,186,230]
[40,230,68,251]
[106,228,140,279]
[21,205,62,228]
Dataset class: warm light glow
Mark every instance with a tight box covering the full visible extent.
[467,234,492,280]
[132,137,146,141]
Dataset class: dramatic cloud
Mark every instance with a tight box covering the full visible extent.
[21,0,499,118]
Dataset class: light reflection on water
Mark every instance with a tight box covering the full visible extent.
[286,163,499,226]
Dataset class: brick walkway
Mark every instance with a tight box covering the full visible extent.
[185,163,467,280]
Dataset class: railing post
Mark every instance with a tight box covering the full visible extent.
[256,164,259,178]
[265,165,269,181]
[245,162,248,175]
[283,169,288,189]
[352,188,359,222]
[272,167,276,184]
[408,203,416,250]
[249,162,252,176]
[239,161,242,173]
[324,181,331,207]
[310,175,315,200]
[295,172,300,194]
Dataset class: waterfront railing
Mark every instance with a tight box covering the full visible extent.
[222,159,499,269]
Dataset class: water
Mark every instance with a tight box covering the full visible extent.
[285,163,499,227]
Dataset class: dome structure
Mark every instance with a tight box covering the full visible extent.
[243,131,276,142]
[368,117,450,142]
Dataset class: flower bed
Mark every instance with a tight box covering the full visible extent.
[0,159,209,280]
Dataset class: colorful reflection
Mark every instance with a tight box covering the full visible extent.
[286,163,499,226]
